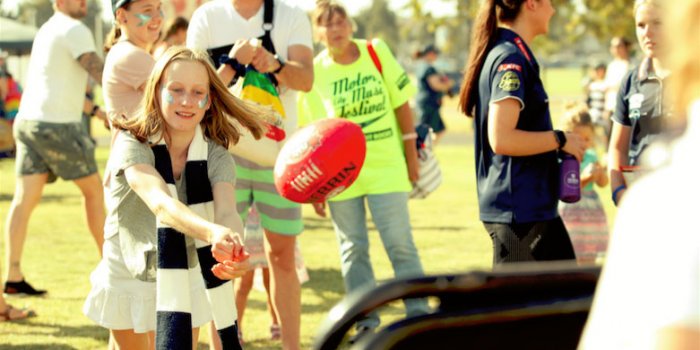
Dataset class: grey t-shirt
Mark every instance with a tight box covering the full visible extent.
[104,131,236,281]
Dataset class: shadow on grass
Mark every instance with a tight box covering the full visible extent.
[0,345,78,350]
[412,225,464,232]
[302,216,334,230]
[0,194,75,203]
[0,322,108,349]
[304,267,344,295]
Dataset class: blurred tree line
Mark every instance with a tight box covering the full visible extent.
[354,0,637,68]
[2,0,637,65]
[1,0,106,39]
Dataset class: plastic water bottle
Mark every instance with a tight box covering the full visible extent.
[559,153,581,203]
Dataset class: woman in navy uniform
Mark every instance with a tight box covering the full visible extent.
[458,0,586,264]
[608,0,670,206]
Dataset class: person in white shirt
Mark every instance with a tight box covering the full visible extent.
[580,0,699,349]
[3,0,106,297]
[187,1,313,349]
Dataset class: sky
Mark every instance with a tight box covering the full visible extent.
[297,0,456,17]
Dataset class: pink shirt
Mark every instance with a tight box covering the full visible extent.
[102,41,155,122]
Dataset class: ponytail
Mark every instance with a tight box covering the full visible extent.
[104,26,122,53]
[459,0,499,117]
[458,0,525,117]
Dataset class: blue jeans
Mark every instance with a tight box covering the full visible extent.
[328,192,430,329]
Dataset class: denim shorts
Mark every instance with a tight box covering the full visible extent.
[14,119,97,183]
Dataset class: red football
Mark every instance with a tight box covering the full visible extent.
[274,119,366,203]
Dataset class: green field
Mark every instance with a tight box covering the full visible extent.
[0,68,616,349]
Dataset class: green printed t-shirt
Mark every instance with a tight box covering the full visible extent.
[298,38,416,201]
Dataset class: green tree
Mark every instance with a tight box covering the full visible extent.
[353,0,400,53]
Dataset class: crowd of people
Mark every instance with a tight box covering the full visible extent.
[1,0,697,348]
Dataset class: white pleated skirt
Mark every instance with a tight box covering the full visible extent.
[83,235,213,333]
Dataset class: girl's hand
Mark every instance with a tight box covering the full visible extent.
[211,257,251,280]
[228,39,257,66]
[582,163,596,178]
[312,201,327,218]
[210,226,244,263]
[562,132,586,162]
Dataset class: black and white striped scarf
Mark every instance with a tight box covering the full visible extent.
[152,125,241,349]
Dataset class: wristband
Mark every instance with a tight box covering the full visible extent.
[402,132,418,141]
[553,129,566,150]
[612,185,626,206]
[272,54,286,74]
[219,55,245,80]
[90,105,100,117]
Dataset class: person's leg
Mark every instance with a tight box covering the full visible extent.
[261,267,281,340]
[239,161,302,349]
[233,269,255,340]
[110,329,152,350]
[191,327,200,350]
[73,173,105,255]
[483,222,538,263]
[327,196,381,329]
[366,192,430,317]
[264,231,300,350]
[531,217,577,261]
[4,173,48,283]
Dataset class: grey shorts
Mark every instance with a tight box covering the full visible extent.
[14,119,98,183]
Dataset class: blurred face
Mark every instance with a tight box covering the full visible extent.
[609,39,629,59]
[316,12,353,54]
[118,0,163,49]
[635,4,663,58]
[425,51,439,63]
[171,28,187,46]
[573,125,594,149]
[61,0,87,19]
[594,67,606,80]
[159,60,211,135]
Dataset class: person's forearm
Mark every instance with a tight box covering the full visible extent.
[491,128,559,156]
[216,65,237,87]
[152,194,215,243]
[275,61,313,92]
[581,172,595,189]
[395,103,418,157]
[608,122,631,192]
[609,149,627,191]
[216,211,244,238]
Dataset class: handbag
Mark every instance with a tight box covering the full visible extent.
[410,123,442,199]
[227,68,287,166]
[365,41,442,198]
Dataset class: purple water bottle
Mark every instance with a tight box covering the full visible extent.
[559,153,581,203]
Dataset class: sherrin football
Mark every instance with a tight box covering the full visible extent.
[274,119,366,203]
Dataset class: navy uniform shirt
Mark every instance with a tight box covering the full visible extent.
[474,28,559,224]
[613,58,671,165]
[416,64,443,110]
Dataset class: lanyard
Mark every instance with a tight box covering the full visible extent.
[513,37,531,63]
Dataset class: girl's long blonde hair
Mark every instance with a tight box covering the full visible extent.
[116,46,267,147]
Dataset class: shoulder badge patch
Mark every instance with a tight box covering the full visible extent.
[498,63,522,72]
[498,71,521,92]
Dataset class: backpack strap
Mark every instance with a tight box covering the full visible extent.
[261,0,276,55]
[366,40,382,75]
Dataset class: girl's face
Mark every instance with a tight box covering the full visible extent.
[635,4,663,59]
[316,12,353,54]
[159,60,211,135]
[573,125,594,149]
[534,0,556,36]
[119,0,163,49]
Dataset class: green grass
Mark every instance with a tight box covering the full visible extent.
[0,67,616,348]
